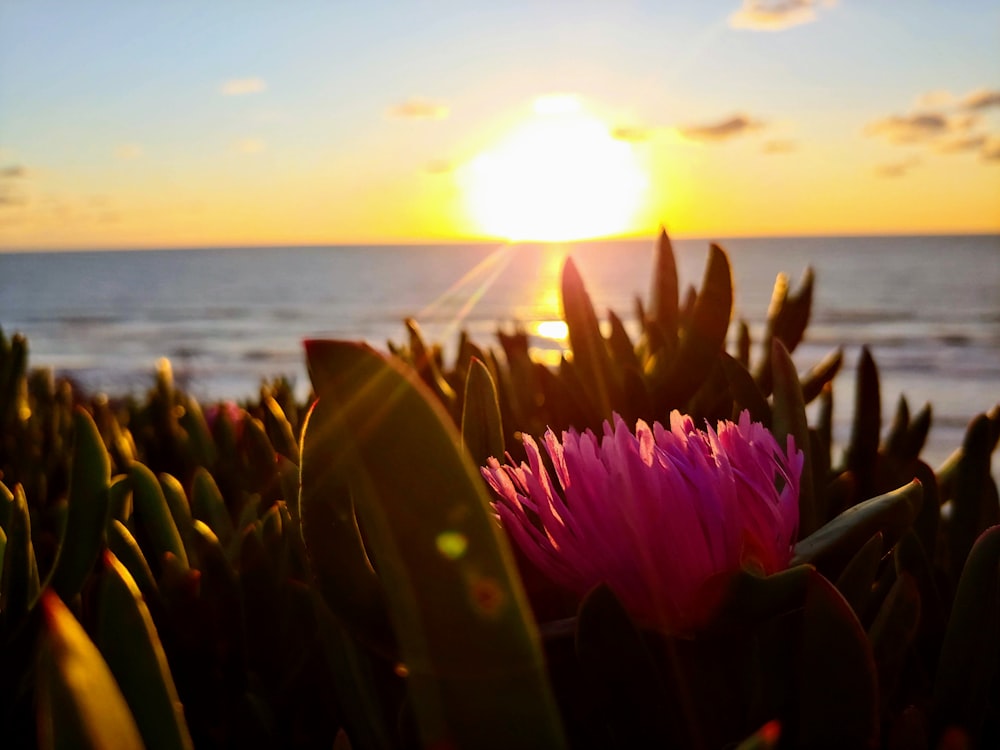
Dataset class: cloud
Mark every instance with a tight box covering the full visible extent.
[935,134,988,154]
[220,77,267,96]
[611,126,652,143]
[678,114,765,142]
[762,139,796,154]
[864,112,977,144]
[982,137,1000,161]
[114,143,143,160]
[388,98,450,120]
[0,166,28,208]
[875,156,920,178]
[235,138,265,154]
[915,90,954,108]
[961,89,1000,111]
[729,0,835,31]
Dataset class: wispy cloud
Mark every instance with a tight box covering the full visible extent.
[935,134,988,154]
[114,143,143,160]
[678,114,765,142]
[867,88,1000,172]
[0,164,28,207]
[220,77,267,96]
[865,113,948,143]
[915,90,954,108]
[875,156,920,178]
[729,0,835,31]
[762,139,796,154]
[960,88,1000,111]
[611,126,652,143]
[388,98,450,120]
[982,137,1000,161]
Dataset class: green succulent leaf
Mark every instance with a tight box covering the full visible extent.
[933,524,1000,738]
[797,569,879,749]
[771,339,818,536]
[190,468,234,548]
[95,552,194,750]
[720,353,772,427]
[303,339,566,750]
[562,256,619,420]
[1,484,39,627]
[36,590,145,750]
[660,243,732,410]
[107,519,159,599]
[461,357,505,468]
[846,347,882,501]
[48,407,111,602]
[834,532,884,619]
[575,584,672,746]
[649,228,680,347]
[792,480,922,580]
[129,462,189,573]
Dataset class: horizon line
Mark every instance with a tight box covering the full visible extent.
[2,228,999,254]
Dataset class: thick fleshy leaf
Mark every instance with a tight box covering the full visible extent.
[649,228,679,346]
[562,257,618,419]
[720,353,772,427]
[933,525,1000,737]
[792,481,922,579]
[846,347,881,501]
[771,339,818,536]
[262,394,299,462]
[797,569,879,748]
[575,584,672,746]
[49,407,111,601]
[800,349,843,406]
[1,484,39,626]
[36,591,145,750]
[129,462,189,573]
[304,339,566,749]
[299,398,394,654]
[946,414,995,583]
[176,396,217,469]
[311,590,395,750]
[107,520,158,599]
[834,532,883,619]
[405,317,458,411]
[660,244,732,409]
[95,552,194,750]
[868,571,921,707]
[190,468,234,547]
[460,357,505,467]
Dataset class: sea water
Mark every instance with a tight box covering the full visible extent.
[1,234,998,467]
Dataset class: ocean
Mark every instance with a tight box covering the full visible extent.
[1,234,998,468]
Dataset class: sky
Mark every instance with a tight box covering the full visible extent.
[0,0,998,249]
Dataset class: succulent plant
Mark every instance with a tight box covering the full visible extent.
[0,232,997,748]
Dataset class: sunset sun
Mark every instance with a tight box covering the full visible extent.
[460,95,649,242]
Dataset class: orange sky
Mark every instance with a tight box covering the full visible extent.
[1,2,998,249]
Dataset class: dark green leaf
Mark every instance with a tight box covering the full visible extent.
[304,339,566,749]
[48,408,111,602]
[792,480,922,580]
[461,357,505,467]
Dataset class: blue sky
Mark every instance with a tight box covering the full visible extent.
[1,1,998,248]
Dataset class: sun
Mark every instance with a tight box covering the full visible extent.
[459,95,649,242]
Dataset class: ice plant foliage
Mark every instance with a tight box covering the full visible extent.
[482,411,804,634]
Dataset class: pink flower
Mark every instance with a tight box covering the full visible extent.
[481,411,803,635]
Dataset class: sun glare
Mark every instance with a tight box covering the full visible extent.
[460,96,649,242]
